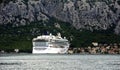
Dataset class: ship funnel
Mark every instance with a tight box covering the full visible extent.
[57,33,61,37]
[50,33,52,36]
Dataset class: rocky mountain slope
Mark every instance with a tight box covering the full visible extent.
[1,0,120,51]
[0,0,120,34]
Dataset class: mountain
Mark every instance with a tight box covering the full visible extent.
[0,0,120,52]
[0,0,120,33]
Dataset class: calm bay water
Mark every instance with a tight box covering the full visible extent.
[0,54,120,70]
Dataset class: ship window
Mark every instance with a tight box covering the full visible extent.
[34,42,48,47]
[53,41,68,46]
[56,42,68,45]
[34,48,46,50]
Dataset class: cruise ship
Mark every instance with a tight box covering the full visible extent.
[32,33,70,54]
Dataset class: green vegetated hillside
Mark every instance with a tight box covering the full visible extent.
[0,17,120,52]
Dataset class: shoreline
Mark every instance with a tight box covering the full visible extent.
[0,52,120,56]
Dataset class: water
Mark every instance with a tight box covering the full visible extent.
[0,54,120,70]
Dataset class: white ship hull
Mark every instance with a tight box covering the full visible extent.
[32,47,69,54]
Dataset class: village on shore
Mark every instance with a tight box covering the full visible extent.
[68,42,120,54]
